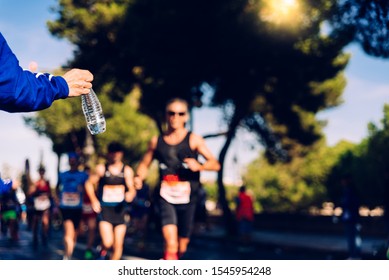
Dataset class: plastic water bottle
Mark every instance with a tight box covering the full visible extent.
[81,88,106,135]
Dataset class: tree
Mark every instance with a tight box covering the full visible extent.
[244,139,355,212]
[94,85,159,164]
[122,0,349,231]
[356,105,389,208]
[24,84,87,174]
[325,104,389,211]
[24,83,157,174]
[45,0,350,233]
[332,0,389,58]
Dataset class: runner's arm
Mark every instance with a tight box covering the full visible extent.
[124,166,136,203]
[134,136,157,189]
[85,165,103,213]
[186,133,220,172]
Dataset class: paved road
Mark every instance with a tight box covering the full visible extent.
[1,221,387,260]
[0,222,63,260]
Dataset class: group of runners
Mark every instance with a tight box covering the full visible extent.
[0,98,221,260]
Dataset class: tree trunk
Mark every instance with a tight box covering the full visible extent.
[217,110,244,236]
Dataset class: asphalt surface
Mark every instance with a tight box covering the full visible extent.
[1,219,388,260]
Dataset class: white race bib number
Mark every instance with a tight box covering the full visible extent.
[102,185,125,203]
[61,192,81,207]
[160,180,191,204]
[34,194,51,211]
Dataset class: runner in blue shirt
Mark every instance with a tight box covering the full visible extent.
[56,152,88,260]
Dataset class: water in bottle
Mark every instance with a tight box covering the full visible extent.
[81,88,106,135]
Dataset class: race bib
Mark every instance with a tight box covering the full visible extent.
[102,185,125,203]
[33,194,51,211]
[160,180,191,204]
[61,192,81,207]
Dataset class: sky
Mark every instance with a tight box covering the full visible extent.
[1,0,389,184]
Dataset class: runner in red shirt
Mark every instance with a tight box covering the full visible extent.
[28,165,52,247]
[235,186,254,245]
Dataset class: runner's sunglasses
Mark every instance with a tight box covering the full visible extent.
[167,111,186,116]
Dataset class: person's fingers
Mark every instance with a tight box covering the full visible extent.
[63,68,93,81]
[77,70,94,82]
[71,81,92,89]
[134,177,143,190]
[63,69,94,97]
[84,81,92,89]
[68,87,90,97]
[84,71,94,82]
[93,204,101,213]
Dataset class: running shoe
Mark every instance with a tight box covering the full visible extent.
[97,249,108,260]
[84,249,94,260]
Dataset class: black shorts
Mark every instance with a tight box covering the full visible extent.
[158,196,197,238]
[98,205,126,227]
[60,208,83,229]
[32,208,50,216]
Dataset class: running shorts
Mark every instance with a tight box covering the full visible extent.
[60,208,83,229]
[98,205,126,227]
[1,210,17,221]
[158,196,197,238]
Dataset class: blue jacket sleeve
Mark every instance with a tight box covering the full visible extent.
[0,32,69,112]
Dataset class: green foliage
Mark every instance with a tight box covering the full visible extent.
[243,139,355,212]
[202,181,245,209]
[48,0,137,101]
[242,104,389,212]
[95,86,158,164]
[40,1,361,218]
[331,1,389,58]
[24,94,86,156]
[202,181,239,201]
[325,104,389,209]
[24,84,157,167]
[47,0,350,159]
[354,105,389,207]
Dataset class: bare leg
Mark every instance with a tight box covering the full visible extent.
[162,224,179,259]
[178,236,190,258]
[99,221,114,251]
[63,220,77,259]
[111,224,127,260]
[86,217,97,249]
[41,210,50,244]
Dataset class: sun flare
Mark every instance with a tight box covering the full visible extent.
[260,0,302,27]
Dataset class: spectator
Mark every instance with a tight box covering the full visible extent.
[235,186,254,245]
[0,32,93,112]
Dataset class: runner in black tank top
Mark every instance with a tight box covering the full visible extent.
[134,98,220,260]
[85,142,136,260]
[97,163,128,225]
[155,131,200,243]
[155,131,200,189]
